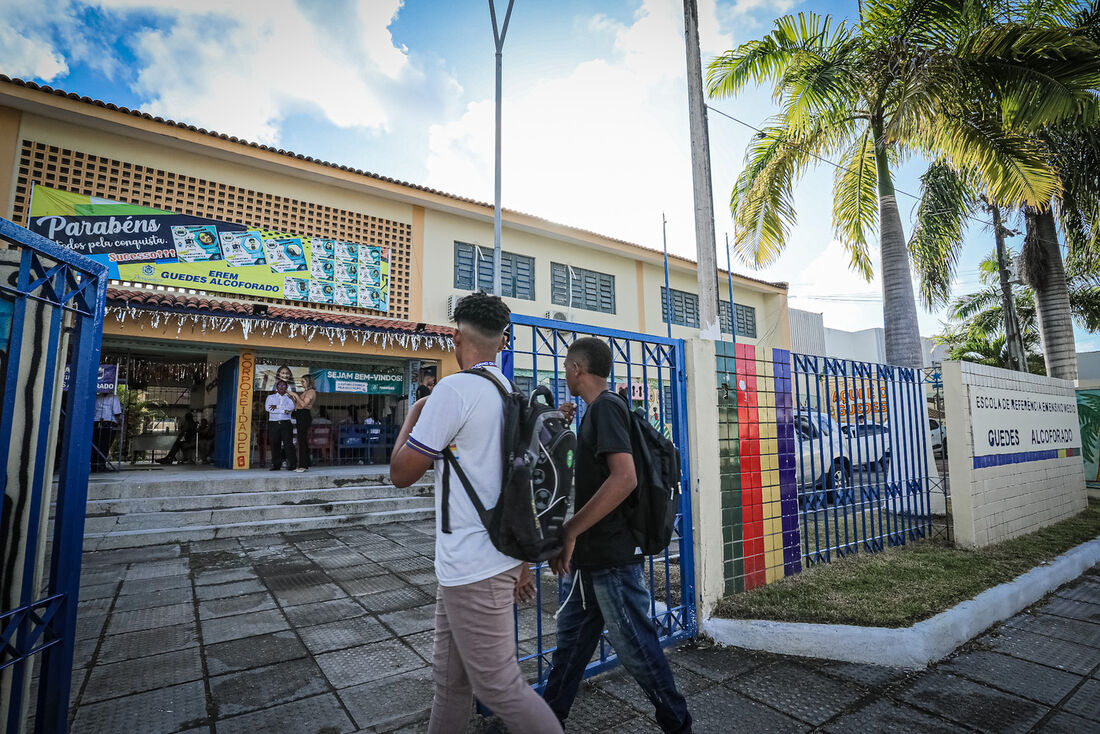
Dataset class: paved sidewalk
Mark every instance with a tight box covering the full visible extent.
[69,522,1100,732]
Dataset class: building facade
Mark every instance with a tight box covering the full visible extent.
[0,76,790,470]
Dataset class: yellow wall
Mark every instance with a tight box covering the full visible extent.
[421,204,791,350]
[18,113,415,225]
[3,94,792,352]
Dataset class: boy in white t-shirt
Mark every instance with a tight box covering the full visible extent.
[390,292,561,734]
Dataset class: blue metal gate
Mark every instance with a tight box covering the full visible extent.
[790,354,935,565]
[0,218,107,734]
[502,314,695,688]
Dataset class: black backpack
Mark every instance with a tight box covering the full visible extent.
[614,392,682,556]
[441,369,576,563]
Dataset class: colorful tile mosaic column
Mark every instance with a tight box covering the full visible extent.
[716,341,801,594]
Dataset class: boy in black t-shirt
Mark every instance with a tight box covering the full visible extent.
[545,337,692,733]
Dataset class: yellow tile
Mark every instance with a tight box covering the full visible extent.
[763,361,774,377]
[761,422,776,439]
[765,566,777,584]
[762,392,775,407]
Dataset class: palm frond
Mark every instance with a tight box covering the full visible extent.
[729,115,854,269]
[861,0,971,48]
[920,111,1060,208]
[908,160,976,308]
[706,12,850,100]
[832,127,877,278]
[958,25,1100,132]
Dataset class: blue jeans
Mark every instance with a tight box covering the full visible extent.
[543,563,692,733]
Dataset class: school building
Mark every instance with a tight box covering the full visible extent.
[0,75,790,470]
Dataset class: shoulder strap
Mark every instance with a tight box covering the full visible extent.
[438,367,511,534]
[440,449,492,532]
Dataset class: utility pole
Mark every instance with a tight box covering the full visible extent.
[990,203,1029,372]
[489,0,515,297]
[682,0,720,338]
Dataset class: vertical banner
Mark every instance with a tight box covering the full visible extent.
[235,350,255,470]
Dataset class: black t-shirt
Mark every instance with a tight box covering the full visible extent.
[572,391,641,569]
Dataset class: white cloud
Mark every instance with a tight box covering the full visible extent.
[0,25,68,81]
[425,0,739,255]
[787,239,884,330]
[124,0,411,144]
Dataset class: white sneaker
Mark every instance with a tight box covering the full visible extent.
[295,467,306,473]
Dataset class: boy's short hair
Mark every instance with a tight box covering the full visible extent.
[453,291,511,338]
[567,337,612,379]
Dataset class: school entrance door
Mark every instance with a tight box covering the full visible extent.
[503,314,696,688]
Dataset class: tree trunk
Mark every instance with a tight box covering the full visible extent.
[873,124,924,368]
[991,205,1028,372]
[1024,208,1078,380]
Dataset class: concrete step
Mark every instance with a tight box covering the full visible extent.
[82,505,436,551]
[84,482,433,514]
[83,495,435,533]
[85,469,432,500]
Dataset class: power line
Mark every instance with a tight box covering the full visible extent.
[705,104,998,230]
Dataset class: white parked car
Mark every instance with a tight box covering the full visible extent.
[929,418,946,457]
[838,421,891,470]
[795,411,850,500]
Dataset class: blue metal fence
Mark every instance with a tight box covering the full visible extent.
[502,313,695,688]
[0,217,106,734]
[790,354,935,565]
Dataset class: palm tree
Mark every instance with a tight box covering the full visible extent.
[936,248,1100,370]
[706,0,1100,367]
[909,1,1100,379]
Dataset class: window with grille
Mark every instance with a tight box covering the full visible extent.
[719,300,758,338]
[550,263,615,314]
[660,287,700,328]
[453,243,535,300]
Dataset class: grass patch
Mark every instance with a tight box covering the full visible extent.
[714,500,1100,628]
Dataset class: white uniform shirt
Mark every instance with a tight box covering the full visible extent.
[94,394,122,423]
[265,393,294,421]
[406,366,519,586]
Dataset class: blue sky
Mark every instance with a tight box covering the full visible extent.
[2,0,1093,352]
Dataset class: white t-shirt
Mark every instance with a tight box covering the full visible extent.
[265,393,294,421]
[407,366,520,586]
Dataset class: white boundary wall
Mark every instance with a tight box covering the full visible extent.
[944,361,1086,547]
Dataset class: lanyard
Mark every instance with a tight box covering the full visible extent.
[471,361,497,370]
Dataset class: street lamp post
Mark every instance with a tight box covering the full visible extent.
[489,0,515,298]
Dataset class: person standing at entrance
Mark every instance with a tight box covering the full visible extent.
[266,380,295,471]
[389,292,561,734]
[291,374,316,472]
[544,337,692,734]
[92,388,122,472]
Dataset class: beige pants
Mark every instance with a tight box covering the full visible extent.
[428,564,562,734]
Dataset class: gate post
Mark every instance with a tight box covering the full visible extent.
[684,338,723,615]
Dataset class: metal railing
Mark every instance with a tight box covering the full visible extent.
[503,313,695,688]
[0,217,106,734]
[791,354,937,565]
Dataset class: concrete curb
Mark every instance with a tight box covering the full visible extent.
[702,534,1100,670]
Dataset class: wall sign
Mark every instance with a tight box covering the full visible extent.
[970,386,1081,468]
[29,185,391,311]
[63,363,117,392]
[313,367,405,395]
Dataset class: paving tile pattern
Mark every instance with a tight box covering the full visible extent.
[66,523,1100,733]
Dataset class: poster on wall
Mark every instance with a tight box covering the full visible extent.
[27,186,391,311]
[253,364,311,392]
[1076,389,1100,486]
[971,386,1081,468]
[313,367,405,395]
